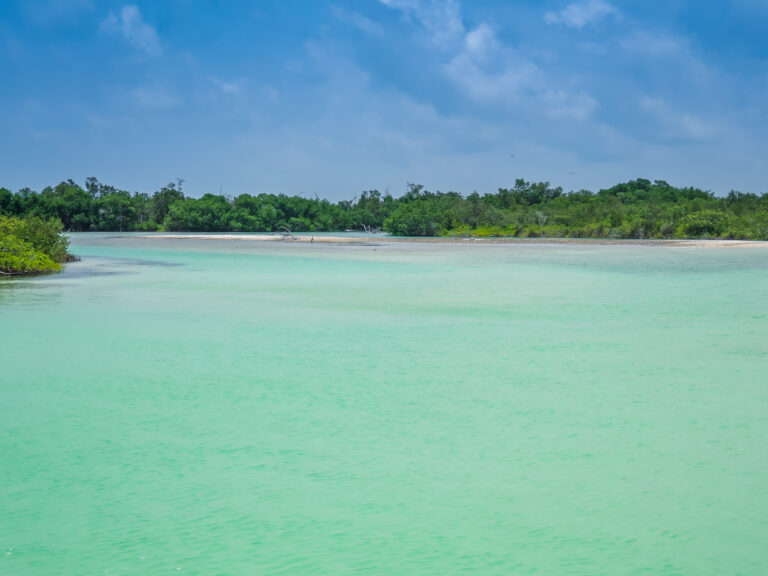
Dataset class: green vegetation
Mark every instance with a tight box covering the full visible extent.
[2,177,767,240]
[0,215,72,275]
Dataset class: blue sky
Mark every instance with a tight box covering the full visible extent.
[1,0,766,199]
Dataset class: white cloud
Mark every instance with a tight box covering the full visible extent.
[544,0,618,29]
[464,23,498,61]
[379,0,464,48]
[545,90,599,121]
[101,5,161,56]
[380,0,598,120]
[620,31,683,57]
[132,86,179,109]
[231,44,541,197]
[444,51,542,102]
[640,97,715,141]
[209,77,245,96]
[331,5,384,35]
[619,30,710,83]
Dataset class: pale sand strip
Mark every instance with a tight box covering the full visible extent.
[139,234,766,247]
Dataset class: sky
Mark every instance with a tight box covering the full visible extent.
[1,0,767,199]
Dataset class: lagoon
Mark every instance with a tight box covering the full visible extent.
[2,234,768,575]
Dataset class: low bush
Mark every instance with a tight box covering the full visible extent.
[0,234,60,275]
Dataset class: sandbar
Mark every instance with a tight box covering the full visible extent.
[139,234,766,248]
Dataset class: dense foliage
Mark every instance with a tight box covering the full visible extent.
[0,215,71,275]
[2,177,767,240]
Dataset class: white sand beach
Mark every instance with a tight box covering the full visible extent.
[140,234,766,247]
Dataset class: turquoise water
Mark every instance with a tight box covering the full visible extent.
[2,235,767,575]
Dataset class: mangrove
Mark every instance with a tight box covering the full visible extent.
[1,177,767,240]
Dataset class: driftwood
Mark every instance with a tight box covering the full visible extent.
[272,227,297,240]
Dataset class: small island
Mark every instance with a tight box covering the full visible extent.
[0,215,73,276]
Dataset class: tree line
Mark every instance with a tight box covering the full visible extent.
[1,177,767,240]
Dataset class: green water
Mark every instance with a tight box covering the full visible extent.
[2,235,767,575]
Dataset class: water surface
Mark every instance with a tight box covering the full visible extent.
[2,235,767,575]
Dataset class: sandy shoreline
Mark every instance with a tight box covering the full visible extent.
[138,234,766,248]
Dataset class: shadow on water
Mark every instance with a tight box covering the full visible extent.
[57,256,186,279]
[59,265,127,279]
[112,257,185,268]
[0,256,185,296]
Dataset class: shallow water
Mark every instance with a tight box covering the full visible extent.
[2,235,767,575]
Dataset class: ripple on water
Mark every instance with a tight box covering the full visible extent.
[1,238,767,575]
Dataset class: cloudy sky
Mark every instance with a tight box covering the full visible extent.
[1,0,766,198]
